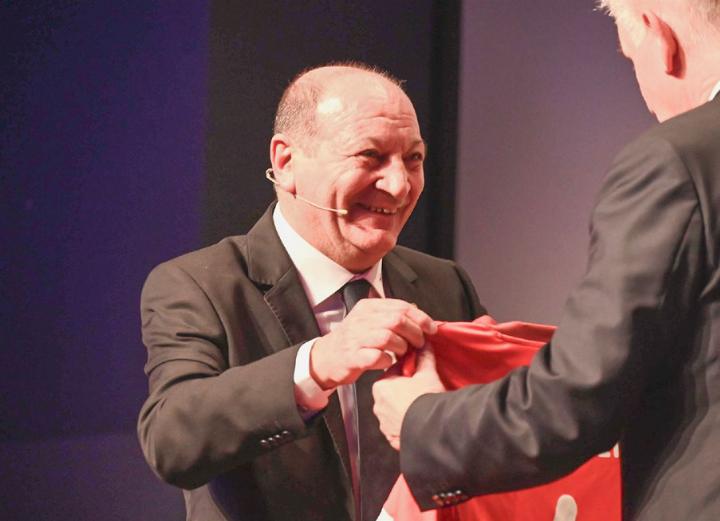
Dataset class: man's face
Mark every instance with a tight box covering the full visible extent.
[285,78,425,272]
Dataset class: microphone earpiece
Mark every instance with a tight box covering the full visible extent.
[265,168,280,186]
[265,168,348,216]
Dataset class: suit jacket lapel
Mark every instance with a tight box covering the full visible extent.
[382,249,424,309]
[245,203,353,489]
[245,204,321,348]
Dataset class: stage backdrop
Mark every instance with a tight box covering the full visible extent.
[0,2,209,518]
[455,1,655,324]
[1,1,460,519]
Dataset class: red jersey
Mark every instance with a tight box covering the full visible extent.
[382,316,621,521]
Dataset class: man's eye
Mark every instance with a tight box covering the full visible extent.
[408,152,424,162]
[358,149,380,159]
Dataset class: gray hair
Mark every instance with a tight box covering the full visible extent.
[597,0,720,42]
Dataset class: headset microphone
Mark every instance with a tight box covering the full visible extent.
[265,168,349,216]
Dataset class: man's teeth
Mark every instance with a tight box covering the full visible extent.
[365,205,396,215]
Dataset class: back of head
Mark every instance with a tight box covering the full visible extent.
[598,0,720,43]
[598,0,720,119]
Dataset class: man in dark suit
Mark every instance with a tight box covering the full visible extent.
[138,62,484,521]
[373,2,720,519]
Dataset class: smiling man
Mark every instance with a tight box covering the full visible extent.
[137,63,484,521]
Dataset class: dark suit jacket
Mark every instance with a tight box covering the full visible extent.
[401,97,720,520]
[138,204,484,521]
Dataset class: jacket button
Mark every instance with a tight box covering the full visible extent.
[260,439,269,448]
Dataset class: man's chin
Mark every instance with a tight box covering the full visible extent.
[345,233,398,265]
[356,237,397,256]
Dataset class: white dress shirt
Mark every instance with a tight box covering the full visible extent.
[273,204,385,511]
[710,79,720,101]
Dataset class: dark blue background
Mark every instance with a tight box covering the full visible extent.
[1,1,207,517]
[2,0,207,442]
[0,1,449,518]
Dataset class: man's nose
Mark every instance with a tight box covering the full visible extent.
[375,160,410,199]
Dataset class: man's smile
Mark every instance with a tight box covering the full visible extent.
[357,203,399,215]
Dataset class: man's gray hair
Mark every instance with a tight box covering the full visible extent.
[597,0,720,42]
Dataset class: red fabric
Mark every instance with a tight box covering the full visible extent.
[383,316,621,521]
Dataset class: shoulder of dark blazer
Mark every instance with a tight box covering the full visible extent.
[388,244,461,271]
[387,245,484,312]
[631,96,720,156]
[153,235,251,280]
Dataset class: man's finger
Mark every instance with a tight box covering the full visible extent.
[365,330,408,357]
[404,306,437,335]
[386,313,425,348]
[358,348,395,371]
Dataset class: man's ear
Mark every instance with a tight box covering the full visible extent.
[643,11,681,76]
[269,133,297,194]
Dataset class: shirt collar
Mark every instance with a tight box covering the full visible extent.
[709,79,720,101]
[273,205,384,308]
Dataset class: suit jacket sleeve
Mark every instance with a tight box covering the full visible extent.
[137,261,311,490]
[400,132,705,509]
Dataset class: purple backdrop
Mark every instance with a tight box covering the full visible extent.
[1,1,207,518]
[455,1,655,324]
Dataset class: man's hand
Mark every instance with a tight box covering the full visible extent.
[310,299,436,389]
[372,346,446,450]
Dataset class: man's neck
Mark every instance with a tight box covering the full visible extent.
[277,199,382,273]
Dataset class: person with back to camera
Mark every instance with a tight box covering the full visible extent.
[373,2,720,519]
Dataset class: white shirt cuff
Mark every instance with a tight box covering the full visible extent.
[294,338,334,414]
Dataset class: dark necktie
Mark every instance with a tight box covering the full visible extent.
[340,278,400,521]
[341,278,371,314]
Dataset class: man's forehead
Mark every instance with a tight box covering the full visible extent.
[317,97,344,116]
[316,77,404,114]
[322,107,422,144]
[302,70,420,142]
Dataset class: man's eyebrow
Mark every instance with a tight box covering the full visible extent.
[407,139,427,152]
[350,137,427,152]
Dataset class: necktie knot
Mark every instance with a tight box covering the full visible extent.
[341,278,371,313]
